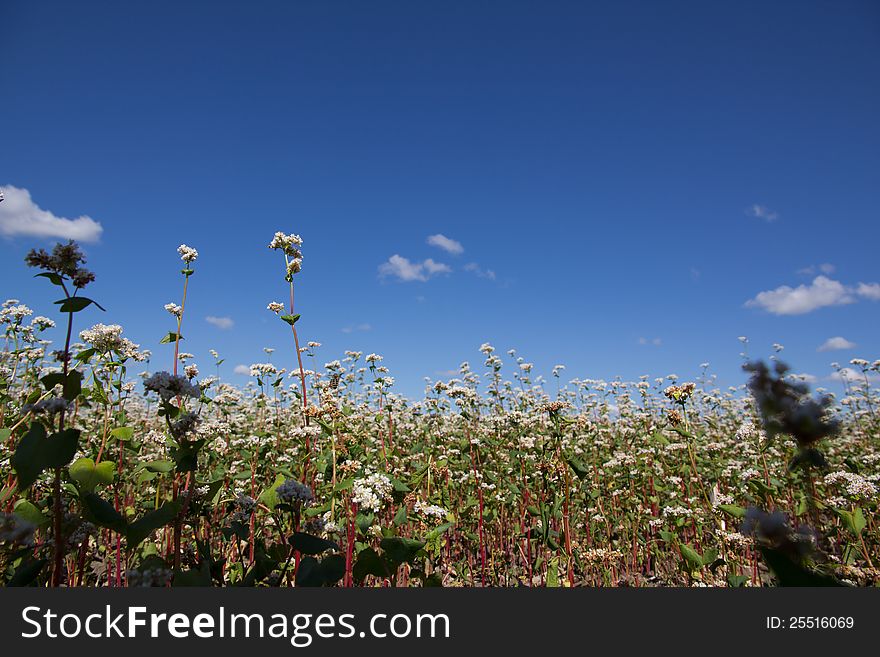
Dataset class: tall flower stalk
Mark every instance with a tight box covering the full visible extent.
[24,241,101,586]
[166,244,198,569]
[267,232,309,426]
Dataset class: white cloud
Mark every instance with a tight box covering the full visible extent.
[426,233,463,255]
[745,276,880,315]
[638,337,662,346]
[341,323,371,334]
[233,364,250,376]
[205,315,234,330]
[746,204,778,222]
[818,336,856,352]
[0,185,103,242]
[797,263,835,276]
[378,255,451,282]
[464,262,496,280]
[856,282,880,300]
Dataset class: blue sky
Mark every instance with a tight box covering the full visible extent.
[1,0,879,397]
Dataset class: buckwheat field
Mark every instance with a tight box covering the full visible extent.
[1,234,878,588]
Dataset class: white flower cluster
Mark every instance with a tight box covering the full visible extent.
[80,323,143,359]
[177,244,198,263]
[268,232,303,253]
[824,471,878,500]
[352,472,392,512]
[31,316,55,330]
[1,303,33,323]
[250,363,278,377]
[164,303,183,318]
[414,500,448,520]
[267,301,285,314]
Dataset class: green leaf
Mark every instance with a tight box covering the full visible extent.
[295,556,324,587]
[8,558,47,587]
[424,522,454,541]
[319,553,346,585]
[547,556,559,587]
[81,492,127,533]
[143,460,175,473]
[702,548,719,566]
[13,499,50,529]
[62,370,83,401]
[380,536,425,565]
[836,508,867,536]
[679,543,704,571]
[353,547,392,583]
[54,296,106,313]
[258,473,286,508]
[566,457,591,480]
[35,272,64,286]
[289,532,340,555]
[75,348,97,363]
[40,372,65,391]
[280,314,301,326]
[718,504,746,519]
[356,512,375,534]
[110,426,134,441]
[12,422,48,490]
[159,331,183,344]
[127,500,182,547]
[43,428,80,468]
[69,457,115,492]
[170,439,205,472]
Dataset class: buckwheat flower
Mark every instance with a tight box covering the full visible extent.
[268,231,303,254]
[352,473,393,512]
[25,240,95,288]
[80,323,140,358]
[164,302,183,318]
[276,479,314,506]
[850,358,869,369]
[170,411,200,439]
[414,500,448,520]
[30,316,55,330]
[267,301,285,314]
[1,304,33,323]
[744,360,838,447]
[144,371,201,401]
[286,257,303,278]
[23,397,70,416]
[177,244,198,263]
[307,341,321,348]
[366,353,383,364]
[184,363,199,379]
[824,471,878,500]
[250,362,278,377]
